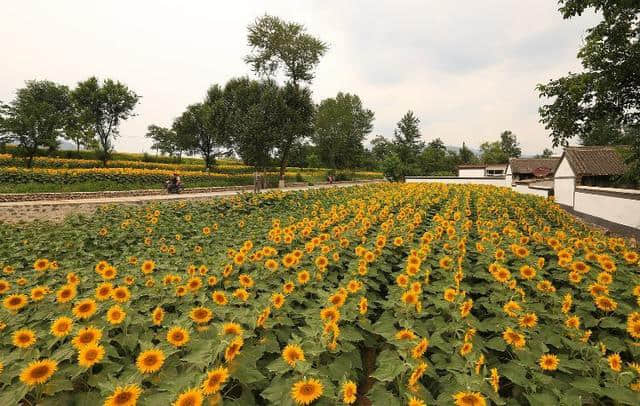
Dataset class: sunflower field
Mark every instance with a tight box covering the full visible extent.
[0,183,639,406]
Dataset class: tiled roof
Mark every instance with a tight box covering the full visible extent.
[563,146,627,176]
[509,158,560,174]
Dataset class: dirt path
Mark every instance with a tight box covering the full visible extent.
[0,182,378,224]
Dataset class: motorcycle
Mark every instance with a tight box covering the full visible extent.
[166,182,183,194]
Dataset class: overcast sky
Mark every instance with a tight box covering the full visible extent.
[1,0,599,155]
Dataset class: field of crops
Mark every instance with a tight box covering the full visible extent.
[0,183,639,405]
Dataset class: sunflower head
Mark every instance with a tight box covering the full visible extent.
[19,359,57,385]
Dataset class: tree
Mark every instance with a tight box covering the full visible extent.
[480,141,508,164]
[145,125,179,157]
[224,77,283,171]
[427,138,446,152]
[275,83,315,178]
[72,77,139,166]
[500,130,521,158]
[459,142,476,164]
[64,101,95,153]
[173,95,228,170]
[245,15,327,181]
[245,14,328,86]
[370,135,392,162]
[0,80,70,167]
[535,148,554,159]
[393,111,424,165]
[313,92,374,169]
[537,0,639,148]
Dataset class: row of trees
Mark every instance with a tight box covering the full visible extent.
[0,78,139,167]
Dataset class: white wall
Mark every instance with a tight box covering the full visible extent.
[574,187,640,230]
[515,184,550,198]
[406,177,506,186]
[458,168,486,178]
[553,156,575,207]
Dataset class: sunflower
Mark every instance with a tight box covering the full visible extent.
[173,388,203,406]
[73,299,98,320]
[201,366,229,395]
[212,291,228,306]
[460,342,473,356]
[409,362,428,386]
[190,307,213,324]
[518,313,538,329]
[0,279,9,294]
[104,384,142,406]
[78,343,105,368]
[519,265,536,280]
[33,258,50,272]
[19,359,57,385]
[565,315,580,329]
[443,288,457,302]
[342,380,357,404]
[107,305,126,325]
[56,284,77,303]
[329,293,346,307]
[152,307,165,326]
[291,378,324,405]
[453,391,486,406]
[136,348,165,373]
[283,281,295,294]
[595,295,618,312]
[112,286,131,303]
[358,297,368,315]
[221,322,243,337]
[539,354,559,371]
[224,336,244,362]
[167,327,190,347]
[460,299,473,318]
[187,277,202,292]
[412,338,429,358]
[30,285,47,301]
[3,294,28,311]
[627,319,640,339]
[51,317,73,337]
[395,329,416,341]
[233,288,249,301]
[13,328,36,348]
[314,256,328,269]
[297,270,310,285]
[141,260,155,275]
[502,327,525,348]
[272,293,285,309]
[408,397,426,406]
[282,344,305,367]
[608,353,622,372]
[72,326,102,349]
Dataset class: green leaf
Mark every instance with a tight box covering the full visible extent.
[367,382,401,406]
[370,349,408,382]
[570,377,601,395]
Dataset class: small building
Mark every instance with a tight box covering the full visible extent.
[457,165,487,178]
[553,146,627,207]
[505,158,560,185]
[485,163,507,177]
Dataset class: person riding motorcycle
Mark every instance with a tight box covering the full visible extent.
[166,172,182,193]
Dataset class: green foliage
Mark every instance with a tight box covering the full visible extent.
[535,148,554,159]
[0,80,71,167]
[479,141,508,164]
[458,142,477,164]
[145,125,181,158]
[313,92,374,169]
[72,77,140,166]
[392,111,424,165]
[500,130,521,158]
[245,14,328,85]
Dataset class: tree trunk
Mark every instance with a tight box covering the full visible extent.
[76,142,80,153]
[26,154,34,169]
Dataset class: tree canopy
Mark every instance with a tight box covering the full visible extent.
[0,80,71,167]
[312,92,374,169]
[72,77,139,166]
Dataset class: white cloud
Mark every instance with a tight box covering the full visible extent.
[0,0,600,155]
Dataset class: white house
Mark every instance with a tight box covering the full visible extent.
[457,165,487,178]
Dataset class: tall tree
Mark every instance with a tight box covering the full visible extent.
[536,0,639,148]
[72,77,139,166]
[535,148,554,159]
[64,100,95,153]
[173,84,230,170]
[245,14,327,180]
[0,80,70,167]
[500,130,522,158]
[480,141,508,164]
[224,77,283,171]
[276,83,314,177]
[370,135,392,162]
[245,14,328,86]
[313,92,374,169]
[145,125,179,157]
[459,142,476,164]
[393,111,424,164]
